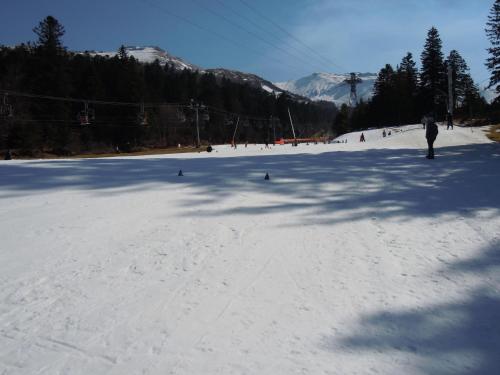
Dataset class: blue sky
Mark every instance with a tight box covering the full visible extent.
[0,0,493,84]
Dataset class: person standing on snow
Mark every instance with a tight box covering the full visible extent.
[425,115,438,159]
[360,133,366,142]
[446,112,454,130]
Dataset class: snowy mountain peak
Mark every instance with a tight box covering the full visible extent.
[87,46,199,71]
[84,46,291,97]
[275,72,377,106]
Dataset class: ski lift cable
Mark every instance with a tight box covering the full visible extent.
[0,89,185,108]
[237,0,347,72]
[212,0,335,72]
[203,104,272,123]
[136,0,308,75]
[189,0,332,73]
[0,89,279,126]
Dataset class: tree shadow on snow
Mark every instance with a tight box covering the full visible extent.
[320,240,500,374]
[0,142,498,225]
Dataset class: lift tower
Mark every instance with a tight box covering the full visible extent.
[344,73,362,107]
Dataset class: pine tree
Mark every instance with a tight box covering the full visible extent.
[396,53,418,123]
[31,16,72,154]
[373,64,395,97]
[371,64,398,124]
[420,27,446,114]
[445,50,476,109]
[118,45,128,60]
[486,0,500,94]
[333,104,350,135]
[33,16,66,54]
[398,52,418,94]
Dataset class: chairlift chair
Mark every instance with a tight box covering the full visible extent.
[79,102,91,126]
[177,109,187,123]
[138,103,148,126]
[1,94,14,118]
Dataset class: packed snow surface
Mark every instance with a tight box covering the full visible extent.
[1,125,499,374]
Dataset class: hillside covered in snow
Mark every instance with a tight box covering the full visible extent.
[1,124,499,374]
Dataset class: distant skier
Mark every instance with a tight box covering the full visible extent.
[360,133,366,142]
[206,145,213,153]
[382,129,387,137]
[422,116,427,129]
[446,112,454,130]
[425,115,438,159]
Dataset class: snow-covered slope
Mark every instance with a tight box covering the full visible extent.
[1,125,499,374]
[275,72,377,105]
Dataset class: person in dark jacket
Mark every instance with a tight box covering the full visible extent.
[446,112,454,130]
[425,115,438,159]
[360,133,366,142]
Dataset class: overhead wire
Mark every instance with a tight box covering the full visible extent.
[137,0,309,75]
[237,0,347,72]
[1,89,278,125]
[188,0,332,73]
[211,0,335,73]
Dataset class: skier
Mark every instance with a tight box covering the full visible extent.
[422,116,427,129]
[360,133,366,142]
[382,129,386,137]
[446,112,454,130]
[206,144,213,153]
[425,114,438,159]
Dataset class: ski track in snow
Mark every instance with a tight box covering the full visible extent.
[0,125,499,374]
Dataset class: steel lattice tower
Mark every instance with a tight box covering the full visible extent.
[344,73,362,107]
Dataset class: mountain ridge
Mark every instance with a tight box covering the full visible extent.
[84,46,293,100]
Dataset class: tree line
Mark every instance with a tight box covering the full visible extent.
[0,16,336,156]
[335,26,489,134]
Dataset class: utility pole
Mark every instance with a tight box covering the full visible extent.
[447,65,454,116]
[232,117,240,145]
[288,108,297,145]
[190,99,202,148]
[271,115,276,143]
[195,106,200,147]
